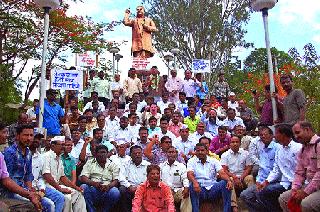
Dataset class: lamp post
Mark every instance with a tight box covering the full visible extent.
[163,54,174,75]
[251,0,278,121]
[170,48,180,70]
[108,47,120,76]
[115,53,123,73]
[35,0,60,129]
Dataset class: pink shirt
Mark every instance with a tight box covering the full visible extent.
[132,181,175,212]
[209,135,231,154]
[292,135,320,195]
[168,122,183,138]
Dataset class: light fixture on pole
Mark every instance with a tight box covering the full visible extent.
[170,48,180,70]
[114,53,123,73]
[163,54,174,75]
[108,47,120,76]
[251,0,278,121]
[35,0,60,129]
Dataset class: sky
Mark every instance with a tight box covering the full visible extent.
[25,0,320,99]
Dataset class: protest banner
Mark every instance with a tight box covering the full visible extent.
[51,69,83,91]
[76,52,96,67]
[132,57,150,70]
[192,59,211,73]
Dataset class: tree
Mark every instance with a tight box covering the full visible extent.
[243,47,294,73]
[142,0,252,87]
[1,1,120,102]
[0,0,119,123]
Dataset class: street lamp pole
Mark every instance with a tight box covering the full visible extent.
[35,0,59,129]
[163,54,174,75]
[108,47,120,76]
[251,0,278,121]
[115,53,123,73]
[170,48,180,70]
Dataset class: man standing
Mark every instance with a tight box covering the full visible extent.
[80,145,120,212]
[119,145,150,212]
[26,99,39,124]
[132,164,175,211]
[195,73,209,103]
[166,69,183,103]
[279,121,320,211]
[91,70,110,108]
[213,72,230,102]
[42,136,86,212]
[123,69,143,102]
[187,143,232,212]
[279,74,306,125]
[123,6,158,58]
[160,146,192,212]
[36,89,65,137]
[182,70,197,102]
[110,74,124,101]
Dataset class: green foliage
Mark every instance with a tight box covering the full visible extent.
[143,0,252,89]
[243,47,294,73]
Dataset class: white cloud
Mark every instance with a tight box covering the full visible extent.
[312,35,320,44]
[275,0,320,27]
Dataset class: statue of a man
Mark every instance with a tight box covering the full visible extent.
[123,6,158,58]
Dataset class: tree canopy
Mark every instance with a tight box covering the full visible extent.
[143,0,252,87]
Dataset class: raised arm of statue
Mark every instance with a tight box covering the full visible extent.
[123,9,133,26]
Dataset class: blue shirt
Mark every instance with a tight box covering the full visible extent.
[196,82,209,100]
[266,140,302,189]
[3,143,33,188]
[256,141,280,183]
[35,99,64,135]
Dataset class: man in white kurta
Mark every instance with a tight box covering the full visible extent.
[165,69,183,103]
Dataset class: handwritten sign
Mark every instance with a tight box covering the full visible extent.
[192,59,211,73]
[76,52,96,67]
[51,69,83,91]
[132,57,150,70]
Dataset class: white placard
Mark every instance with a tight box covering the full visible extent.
[76,52,96,67]
[51,69,83,91]
[192,59,211,73]
[131,57,150,70]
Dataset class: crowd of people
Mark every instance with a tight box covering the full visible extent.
[1,67,319,212]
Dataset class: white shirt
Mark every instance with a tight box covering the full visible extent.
[119,159,150,188]
[182,79,197,98]
[105,116,120,137]
[42,150,65,186]
[149,130,176,142]
[70,139,85,162]
[32,151,46,190]
[26,107,36,121]
[248,137,265,165]
[221,148,252,177]
[157,100,171,113]
[83,101,105,112]
[189,131,213,143]
[223,117,245,131]
[187,156,222,189]
[173,137,197,158]
[228,101,239,110]
[110,154,131,170]
[266,141,302,189]
[160,160,189,192]
[125,102,146,113]
[109,127,134,143]
[123,112,142,124]
[128,124,141,142]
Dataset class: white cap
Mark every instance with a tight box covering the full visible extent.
[115,138,128,145]
[229,92,236,96]
[51,136,65,143]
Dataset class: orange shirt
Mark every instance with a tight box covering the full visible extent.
[132,181,175,212]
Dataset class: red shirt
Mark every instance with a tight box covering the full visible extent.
[132,180,175,212]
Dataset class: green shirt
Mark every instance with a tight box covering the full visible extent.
[184,116,200,133]
[61,154,76,180]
